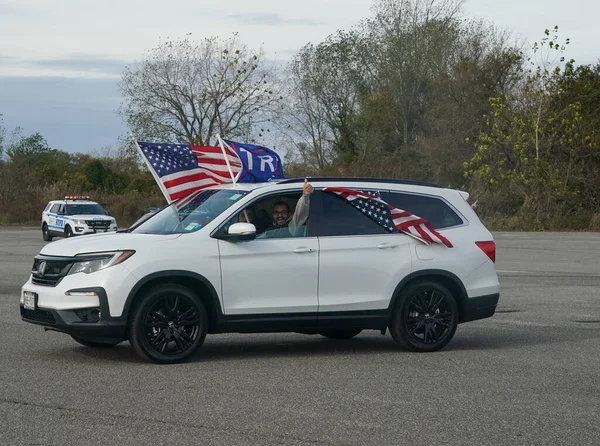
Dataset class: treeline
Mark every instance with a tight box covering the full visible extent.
[0,129,164,226]
[2,0,600,230]
[276,3,600,230]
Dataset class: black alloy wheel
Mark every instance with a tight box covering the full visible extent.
[128,284,207,364]
[390,281,458,352]
[64,225,73,238]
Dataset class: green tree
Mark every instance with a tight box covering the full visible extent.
[6,131,51,158]
[282,0,522,185]
[5,132,73,186]
[78,159,109,191]
[465,27,600,228]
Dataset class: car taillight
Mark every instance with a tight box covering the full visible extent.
[475,241,496,263]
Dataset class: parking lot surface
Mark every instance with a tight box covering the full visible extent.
[1,228,599,445]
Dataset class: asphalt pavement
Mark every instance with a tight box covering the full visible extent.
[0,228,599,445]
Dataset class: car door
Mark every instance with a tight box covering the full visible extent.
[55,204,66,231]
[47,204,60,231]
[216,189,319,315]
[312,189,413,313]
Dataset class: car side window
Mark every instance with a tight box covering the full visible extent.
[381,191,463,229]
[313,191,391,237]
[224,191,310,239]
[49,204,60,213]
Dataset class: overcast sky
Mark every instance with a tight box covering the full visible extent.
[1,0,598,154]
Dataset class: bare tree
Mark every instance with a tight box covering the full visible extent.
[278,31,371,164]
[118,33,283,145]
[276,46,339,170]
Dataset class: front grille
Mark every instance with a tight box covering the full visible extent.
[21,307,56,325]
[85,220,110,228]
[31,257,73,287]
[32,276,63,286]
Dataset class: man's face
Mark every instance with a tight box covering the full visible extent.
[272,204,289,226]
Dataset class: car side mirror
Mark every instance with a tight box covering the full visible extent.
[105,210,112,216]
[224,222,256,242]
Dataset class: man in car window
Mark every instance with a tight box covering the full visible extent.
[264,179,313,238]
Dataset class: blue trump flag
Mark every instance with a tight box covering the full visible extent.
[222,139,286,183]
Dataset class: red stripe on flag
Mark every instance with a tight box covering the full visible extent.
[195,157,242,168]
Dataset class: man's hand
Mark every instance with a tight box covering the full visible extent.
[303,178,314,196]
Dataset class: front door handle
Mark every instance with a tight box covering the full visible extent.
[293,247,314,253]
[377,242,399,249]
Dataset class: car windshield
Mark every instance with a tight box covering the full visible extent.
[132,188,248,235]
[65,203,107,215]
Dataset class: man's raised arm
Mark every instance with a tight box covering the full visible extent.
[290,178,313,227]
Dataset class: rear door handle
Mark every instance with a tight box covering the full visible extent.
[377,242,399,249]
[293,247,314,253]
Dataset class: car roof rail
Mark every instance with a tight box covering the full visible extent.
[277,176,444,188]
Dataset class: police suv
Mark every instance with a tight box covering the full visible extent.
[41,196,118,241]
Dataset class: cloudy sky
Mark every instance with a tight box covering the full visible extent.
[1,0,598,154]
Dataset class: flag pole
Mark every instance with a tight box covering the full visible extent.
[216,134,250,222]
[130,135,172,204]
[216,134,238,185]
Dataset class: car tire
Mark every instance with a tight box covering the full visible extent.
[319,329,363,339]
[127,283,208,364]
[71,335,121,348]
[389,281,459,352]
[42,224,53,241]
[64,225,73,238]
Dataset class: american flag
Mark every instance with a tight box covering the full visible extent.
[136,142,243,202]
[323,187,453,247]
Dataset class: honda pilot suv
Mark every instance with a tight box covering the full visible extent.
[20,177,499,364]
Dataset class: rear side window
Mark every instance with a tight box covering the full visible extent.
[313,191,391,236]
[380,192,463,229]
[49,204,60,213]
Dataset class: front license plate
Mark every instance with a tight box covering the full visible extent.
[23,291,37,310]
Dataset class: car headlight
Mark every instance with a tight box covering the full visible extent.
[75,219,86,225]
[68,251,135,275]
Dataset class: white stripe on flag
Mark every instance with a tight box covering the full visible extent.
[392,214,421,226]
[198,164,241,176]
[166,177,220,194]
[421,224,444,245]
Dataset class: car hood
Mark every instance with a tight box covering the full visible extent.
[40,232,182,257]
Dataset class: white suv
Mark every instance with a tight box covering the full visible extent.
[20,178,499,363]
[41,196,118,241]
